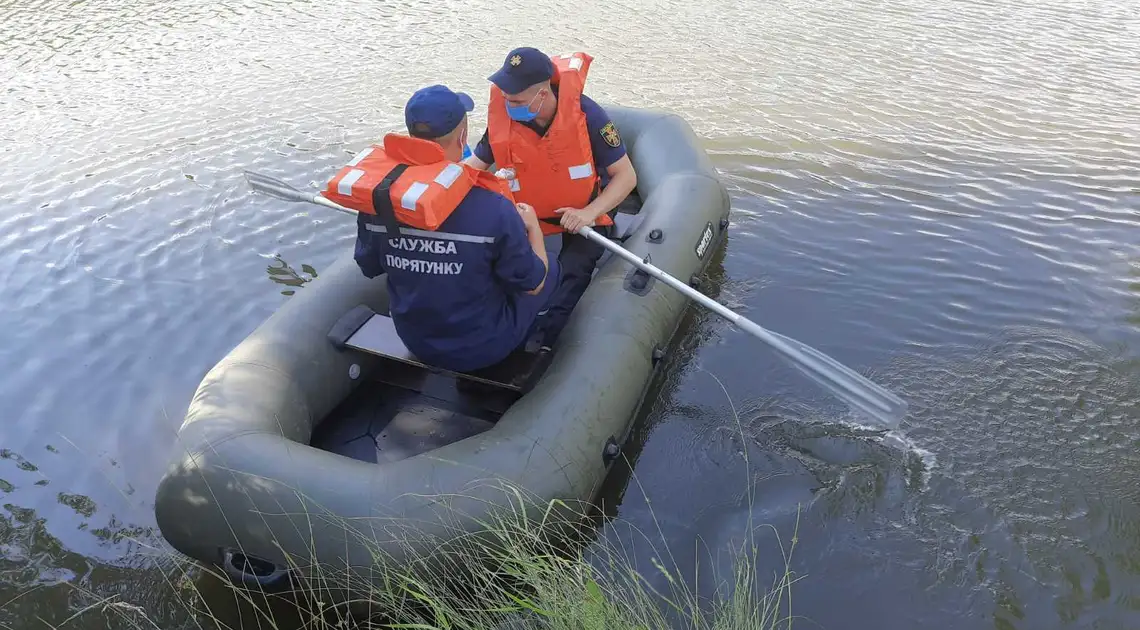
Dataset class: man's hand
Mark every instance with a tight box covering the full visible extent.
[516,202,542,234]
[554,207,596,234]
[463,155,493,171]
[515,202,548,294]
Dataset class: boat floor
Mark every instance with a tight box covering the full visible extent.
[309,367,519,465]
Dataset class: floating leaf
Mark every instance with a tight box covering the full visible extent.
[57,492,97,518]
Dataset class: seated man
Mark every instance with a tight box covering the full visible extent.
[337,84,559,373]
[464,47,638,350]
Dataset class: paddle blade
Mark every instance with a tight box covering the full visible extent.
[243,170,316,204]
[760,326,908,430]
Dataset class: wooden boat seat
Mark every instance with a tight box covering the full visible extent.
[328,305,552,394]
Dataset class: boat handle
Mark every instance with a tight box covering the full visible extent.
[220,548,291,590]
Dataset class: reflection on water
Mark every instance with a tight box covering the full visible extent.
[606,324,1140,629]
[592,236,733,520]
[885,328,1140,627]
[3,0,1140,627]
[266,255,320,296]
[1,477,310,630]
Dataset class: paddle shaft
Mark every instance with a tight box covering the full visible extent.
[578,225,776,345]
[311,194,356,216]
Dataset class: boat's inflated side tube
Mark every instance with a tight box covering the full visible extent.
[153,105,731,600]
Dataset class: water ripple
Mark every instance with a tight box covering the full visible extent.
[2,0,1140,627]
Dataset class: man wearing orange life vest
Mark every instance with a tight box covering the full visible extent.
[341,84,560,373]
[464,47,638,350]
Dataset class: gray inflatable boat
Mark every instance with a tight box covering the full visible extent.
[153,105,731,598]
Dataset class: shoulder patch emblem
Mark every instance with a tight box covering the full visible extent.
[599,121,621,148]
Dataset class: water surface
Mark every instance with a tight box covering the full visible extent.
[2,0,1140,628]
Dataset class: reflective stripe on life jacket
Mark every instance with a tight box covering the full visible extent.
[487,51,614,236]
[323,133,515,232]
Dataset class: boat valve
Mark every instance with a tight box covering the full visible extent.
[603,437,621,464]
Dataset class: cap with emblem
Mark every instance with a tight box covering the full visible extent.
[488,47,554,95]
[404,84,475,138]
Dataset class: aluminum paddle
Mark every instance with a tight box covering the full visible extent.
[244,170,357,215]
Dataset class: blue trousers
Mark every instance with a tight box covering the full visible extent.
[410,259,561,373]
[533,221,616,347]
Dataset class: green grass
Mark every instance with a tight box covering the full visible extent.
[323,486,803,630]
[65,484,801,630]
[33,449,803,630]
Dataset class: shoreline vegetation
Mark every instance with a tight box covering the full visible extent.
[40,478,802,630]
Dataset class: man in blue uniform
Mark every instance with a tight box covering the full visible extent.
[464,47,638,350]
[353,84,560,373]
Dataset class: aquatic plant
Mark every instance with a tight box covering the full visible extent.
[51,483,799,630]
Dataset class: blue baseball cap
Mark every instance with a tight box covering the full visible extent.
[488,47,554,95]
[404,84,475,138]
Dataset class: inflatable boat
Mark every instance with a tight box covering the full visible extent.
[153,105,731,598]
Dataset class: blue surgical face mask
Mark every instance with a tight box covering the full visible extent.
[505,90,544,122]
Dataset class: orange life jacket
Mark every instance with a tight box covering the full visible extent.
[323,133,515,231]
[487,51,614,236]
